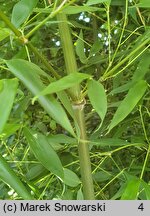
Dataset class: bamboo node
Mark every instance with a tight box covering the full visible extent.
[19,36,28,44]
[72,98,86,110]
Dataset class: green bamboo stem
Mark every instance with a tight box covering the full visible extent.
[57,13,80,101]
[75,109,95,199]
[57,12,95,200]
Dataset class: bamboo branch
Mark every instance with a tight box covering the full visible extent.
[0,10,60,79]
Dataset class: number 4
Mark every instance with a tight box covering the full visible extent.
[138,203,144,211]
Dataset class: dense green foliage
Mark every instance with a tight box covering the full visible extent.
[0,0,150,200]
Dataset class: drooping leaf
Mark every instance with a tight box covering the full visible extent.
[76,30,87,64]
[90,138,129,147]
[109,82,133,95]
[132,52,150,83]
[1,123,20,139]
[131,28,150,51]
[141,180,150,200]
[26,164,48,181]
[0,28,10,41]
[110,0,126,6]
[56,91,80,139]
[108,80,147,132]
[62,5,104,14]
[110,52,150,95]
[90,138,143,150]
[34,6,105,15]
[136,0,150,8]
[111,183,127,200]
[0,154,33,199]
[33,72,91,101]
[63,168,81,187]
[11,0,38,28]
[93,171,112,182]
[0,79,18,134]
[77,188,84,200]
[56,91,76,122]
[88,79,107,127]
[89,40,102,57]
[24,127,64,179]
[0,81,3,93]
[46,134,76,150]
[128,7,139,24]
[86,0,111,5]
[6,59,75,136]
[47,134,76,144]
[121,175,141,200]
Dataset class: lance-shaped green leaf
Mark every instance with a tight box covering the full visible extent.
[141,180,150,200]
[6,59,75,136]
[108,80,147,132]
[0,79,18,134]
[87,79,107,127]
[132,52,150,83]
[63,168,81,187]
[11,0,38,28]
[76,30,87,64]
[135,0,150,8]
[86,0,111,6]
[121,178,141,200]
[121,174,141,200]
[33,72,91,101]
[24,127,64,180]
[62,5,104,14]
[0,28,10,42]
[109,52,150,95]
[0,154,33,199]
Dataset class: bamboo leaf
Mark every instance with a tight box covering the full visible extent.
[0,28,10,41]
[111,183,127,200]
[0,154,33,199]
[62,6,104,14]
[56,91,75,121]
[47,134,76,144]
[6,59,75,136]
[88,79,107,127]
[110,52,150,95]
[121,180,140,199]
[141,180,150,200]
[109,82,133,95]
[89,40,102,57]
[33,72,90,101]
[77,188,84,200]
[121,175,141,200]
[86,0,111,6]
[90,138,130,146]
[131,28,150,51]
[108,80,147,132]
[1,123,20,139]
[76,30,87,64]
[26,164,48,181]
[132,52,150,83]
[24,127,64,180]
[93,171,112,182]
[64,168,81,187]
[0,79,18,134]
[11,0,38,28]
[136,0,150,8]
